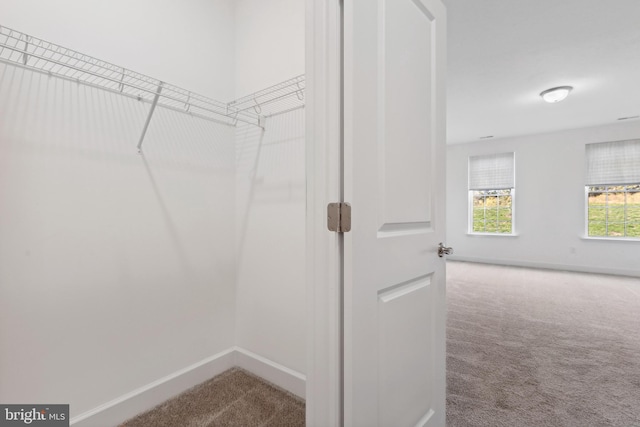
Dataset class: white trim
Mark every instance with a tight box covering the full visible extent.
[584,185,589,236]
[234,347,306,399]
[70,348,235,427]
[466,232,519,237]
[447,255,640,278]
[70,348,307,427]
[581,236,640,243]
[306,0,343,426]
[415,409,435,427]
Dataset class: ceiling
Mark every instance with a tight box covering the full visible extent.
[444,0,640,144]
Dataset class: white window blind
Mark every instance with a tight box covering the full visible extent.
[469,152,515,190]
[585,139,640,185]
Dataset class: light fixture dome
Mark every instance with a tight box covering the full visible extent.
[540,86,573,103]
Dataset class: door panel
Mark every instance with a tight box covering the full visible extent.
[378,275,434,427]
[344,0,447,425]
[381,0,433,227]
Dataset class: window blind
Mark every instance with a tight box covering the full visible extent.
[585,139,640,185]
[469,152,515,190]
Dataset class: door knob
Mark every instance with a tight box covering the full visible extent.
[438,242,453,258]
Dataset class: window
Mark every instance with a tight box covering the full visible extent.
[587,185,640,237]
[468,152,515,234]
[471,189,513,233]
[585,139,640,238]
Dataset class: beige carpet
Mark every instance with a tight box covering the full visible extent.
[121,262,640,426]
[446,261,640,427]
[120,368,304,427]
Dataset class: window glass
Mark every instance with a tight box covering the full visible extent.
[472,189,513,233]
[587,184,640,238]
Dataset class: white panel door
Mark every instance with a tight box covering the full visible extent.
[343,0,447,426]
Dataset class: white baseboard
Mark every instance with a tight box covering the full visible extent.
[70,348,235,427]
[447,255,640,278]
[70,347,305,427]
[233,347,306,399]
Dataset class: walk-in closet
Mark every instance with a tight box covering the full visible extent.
[0,0,307,424]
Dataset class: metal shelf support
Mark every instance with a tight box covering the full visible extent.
[137,82,164,154]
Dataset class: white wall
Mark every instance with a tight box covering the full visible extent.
[234,0,305,97]
[0,0,237,420]
[235,111,306,374]
[234,0,307,375]
[447,120,640,277]
[0,1,308,419]
[0,0,236,100]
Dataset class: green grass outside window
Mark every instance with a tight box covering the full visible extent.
[587,185,640,238]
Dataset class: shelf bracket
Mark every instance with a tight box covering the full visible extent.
[252,98,262,114]
[119,67,125,92]
[296,81,304,100]
[137,82,164,154]
[22,35,30,65]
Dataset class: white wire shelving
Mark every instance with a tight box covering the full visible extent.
[229,75,305,120]
[0,24,305,150]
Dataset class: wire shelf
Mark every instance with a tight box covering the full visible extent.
[229,75,306,119]
[0,24,305,129]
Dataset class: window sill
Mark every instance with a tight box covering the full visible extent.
[581,236,640,243]
[466,232,519,237]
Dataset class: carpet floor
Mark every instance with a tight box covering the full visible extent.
[120,368,304,427]
[121,262,640,426]
[446,261,640,427]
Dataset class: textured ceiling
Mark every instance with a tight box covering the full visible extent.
[445,0,640,144]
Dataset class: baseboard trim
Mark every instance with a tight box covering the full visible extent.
[70,349,235,427]
[447,255,640,278]
[233,347,306,399]
[70,347,305,427]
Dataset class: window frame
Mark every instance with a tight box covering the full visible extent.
[584,139,640,241]
[584,184,640,240]
[467,152,516,236]
[468,187,516,235]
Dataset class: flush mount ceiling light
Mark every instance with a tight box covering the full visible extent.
[540,86,573,103]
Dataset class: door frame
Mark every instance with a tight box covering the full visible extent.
[305,0,343,426]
